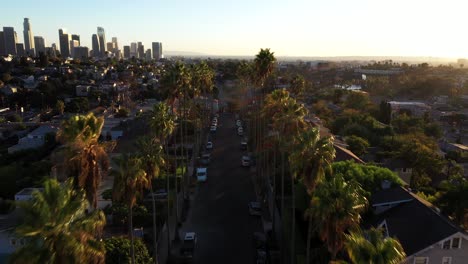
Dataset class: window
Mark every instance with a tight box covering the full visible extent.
[442,257,452,264]
[452,237,461,249]
[414,257,428,264]
[442,239,451,249]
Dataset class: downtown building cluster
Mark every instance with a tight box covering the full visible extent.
[0,18,163,61]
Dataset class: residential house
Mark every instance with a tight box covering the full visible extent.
[8,125,58,154]
[368,186,468,264]
[75,85,91,97]
[388,101,431,118]
[0,209,23,262]
[383,159,413,185]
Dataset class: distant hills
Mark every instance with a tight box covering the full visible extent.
[164,51,457,64]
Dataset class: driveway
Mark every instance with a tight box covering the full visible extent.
[180,111,262,264]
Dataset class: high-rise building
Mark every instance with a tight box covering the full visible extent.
[130,42,137,58]
[73,46,89,60]
[145,49,152,61]
[58,29,70,58]
[106,42,114,53]
[92,34,100,58]
[23,18,35,56]
[123,45,130,59]
[16,43,25,56]
[0,31,5,56]
[3,27,17,55]
[46,44,57,57]
[152,42,163,60]
[112,37,118,52]
[97,27,106,57]
[71,34,80,46]
[34,36,45,54]
[69,40,79,58]
[137,42,144,59]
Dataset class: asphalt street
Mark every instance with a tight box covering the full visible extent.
[181,111,262,264]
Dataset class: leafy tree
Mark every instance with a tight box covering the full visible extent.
[437,178,468,229]
[115,107,130,118]
[11,179,106,264]
[306,174,368,260]
[56,100,65,115]
[344,92,371,111]
[344,228,406,264]
[331,161,403,197]
[346,136,370,157]
[104,237,153,264]
[289,74,306,98]
[378,101,392,124]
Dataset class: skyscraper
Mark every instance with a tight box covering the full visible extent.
[0,31,5,56]
[16,43,25,56]
[23,18,35,56]
[130,42,137,58]
[58,29,70,58]
[34,36,45,54]
[137,42,144,59]
[145,49,152,61]
[97,27,106,57]
[112,37,118,52]
[69,40,79,58]
[152,42,162,60]
[73,46,89,60]
[92,34,100,58]
[123,45,130,59]
[3,27,17,55]
[106,42,114,53]
[71,34,80,46]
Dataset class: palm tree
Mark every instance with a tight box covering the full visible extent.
[344,228,406,264]
[289,74,306,100]
[149,102,175,255]
[56,113,110,209]
[11,179,106,264]
[137,137,165,263]
[271,97,308,264]
[305,174,368,260]
[289,127,335,264]
[112,154,149,264]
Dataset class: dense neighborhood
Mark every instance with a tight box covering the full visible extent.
[0,46,467,264]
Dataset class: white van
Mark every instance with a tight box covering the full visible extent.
[196,168,208,182]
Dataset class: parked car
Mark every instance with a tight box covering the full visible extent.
[196,168,207,182]
[238,129,244,136]
[249,202,262,216]
[200,153,211,165]
[181,232,197,258]
[242,155,251,167]
[236,120,242,127]
[206,141,213,150]
[145,189,168,201]
[241,141,248,150]
[210,125,217,132]
[256,249,268,264]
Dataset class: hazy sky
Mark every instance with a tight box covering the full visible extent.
[2,0,468,57]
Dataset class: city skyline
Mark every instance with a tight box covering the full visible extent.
[1,0,468,58]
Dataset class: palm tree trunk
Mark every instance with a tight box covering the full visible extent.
[165,140,171,257]
[129,205,135,264]
[306,215,312,264]
[150,183,158,263]
[281,150,285,263]
[291,178,296,264]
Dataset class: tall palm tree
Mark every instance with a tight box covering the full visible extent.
[11,179,106,264]
[56,113,110,209]
[253,49,277,187]
[271,97,308,264]
[149,102,175,255]
[112,154,149,264]
[137,136,165,263]
[305,174,368,260]
[289,127,335,264]
[289,74,306,100]
[344,228,406,264]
